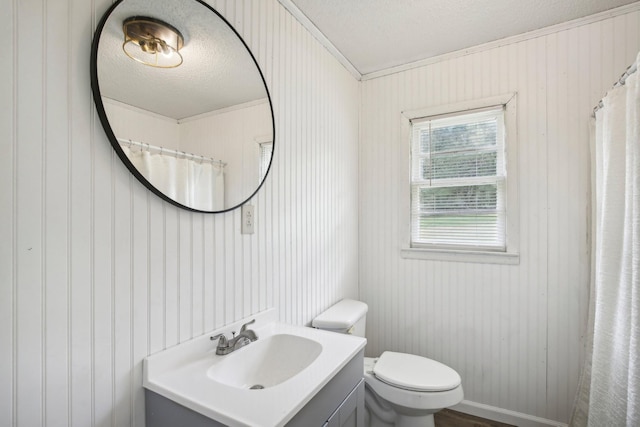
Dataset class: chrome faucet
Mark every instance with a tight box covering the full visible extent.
[210,319,258,355]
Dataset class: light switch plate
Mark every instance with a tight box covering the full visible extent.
[241,204,255,234]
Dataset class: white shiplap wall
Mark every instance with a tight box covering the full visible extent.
[359,9,640,425]
[1,0,359,426]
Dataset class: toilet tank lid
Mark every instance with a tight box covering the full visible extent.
[312,299,368,330]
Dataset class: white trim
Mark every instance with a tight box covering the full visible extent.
[401,247,519,265]
[178,98,270,123]
[102,97,178,123]
[102,97,271,124]
[278,1,640,82]
[276,0,362,81]
[402,93,516,121]
[254,134,273,144]
[359,2,640,81]
[453,400,569,427]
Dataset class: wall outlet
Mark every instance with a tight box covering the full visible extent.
[241,204,255,234]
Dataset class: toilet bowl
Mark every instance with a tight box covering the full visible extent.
[312,299,463,427]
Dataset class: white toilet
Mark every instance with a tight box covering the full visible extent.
[312,299,463,427]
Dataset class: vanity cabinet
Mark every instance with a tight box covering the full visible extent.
[287,349,364,427]
[324,379,364,427]
[145,348,365,427]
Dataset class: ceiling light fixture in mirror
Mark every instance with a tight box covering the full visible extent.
[90,0,275,213]
[123,16,184,68]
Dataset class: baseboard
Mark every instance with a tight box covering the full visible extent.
[452,400,569,427]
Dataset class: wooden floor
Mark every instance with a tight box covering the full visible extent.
[434,409,516,427]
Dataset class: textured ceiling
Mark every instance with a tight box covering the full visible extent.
[97,0,267,120]
[96,0,638,119]
[289,0,639,75]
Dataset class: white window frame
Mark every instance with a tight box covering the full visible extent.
[259,141,273,181]
[255,134,273,182]
[399,94,519,264]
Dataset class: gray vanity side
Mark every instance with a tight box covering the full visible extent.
[145,349,365,427]
[146,390,227,427]
[324,379,364,427]
[287,349,364,427]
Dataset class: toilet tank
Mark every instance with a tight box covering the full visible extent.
[312,299,368,337]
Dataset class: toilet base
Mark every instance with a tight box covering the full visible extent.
[365,381,443,427]
[395,413,435,427]
[365,408,436,427]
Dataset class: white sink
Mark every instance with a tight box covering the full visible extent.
[207,333,322,389]
[143,308,366,427]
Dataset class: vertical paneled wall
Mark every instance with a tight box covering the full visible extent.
[359,10,640,424]
[1,0,360,426]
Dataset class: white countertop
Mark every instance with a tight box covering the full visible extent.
[143,308,366,426]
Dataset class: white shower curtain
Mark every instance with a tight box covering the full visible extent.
[571,52,640,426]
[122,147,225,211]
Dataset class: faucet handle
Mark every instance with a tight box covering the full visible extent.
[210,333,227,346]
[240,319,255,332]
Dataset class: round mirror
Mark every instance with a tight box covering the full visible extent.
[91,0,274,213]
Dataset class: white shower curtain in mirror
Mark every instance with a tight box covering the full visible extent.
[571,52,640,427]
[122,147,224,211]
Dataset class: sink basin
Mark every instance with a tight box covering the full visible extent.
[207,334,322,389]
[143,308,366,426]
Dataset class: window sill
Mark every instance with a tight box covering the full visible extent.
[400,247,520,265]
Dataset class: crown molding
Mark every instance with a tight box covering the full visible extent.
[362,1,640,80]
[278,0,640,82]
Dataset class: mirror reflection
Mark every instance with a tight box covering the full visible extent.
[92,0,274,212]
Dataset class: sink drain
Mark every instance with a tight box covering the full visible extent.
[249,384,265,390]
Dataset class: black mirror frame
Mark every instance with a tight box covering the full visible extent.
[90,0,275,213]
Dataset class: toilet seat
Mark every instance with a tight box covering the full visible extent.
[373,351,461,392]
[363,356,464,412]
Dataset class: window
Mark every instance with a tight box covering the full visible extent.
[259,141,273,181]
[411,107,505,250]
[401,94,518,263]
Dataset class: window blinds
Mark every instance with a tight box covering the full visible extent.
[410,107,506,251]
